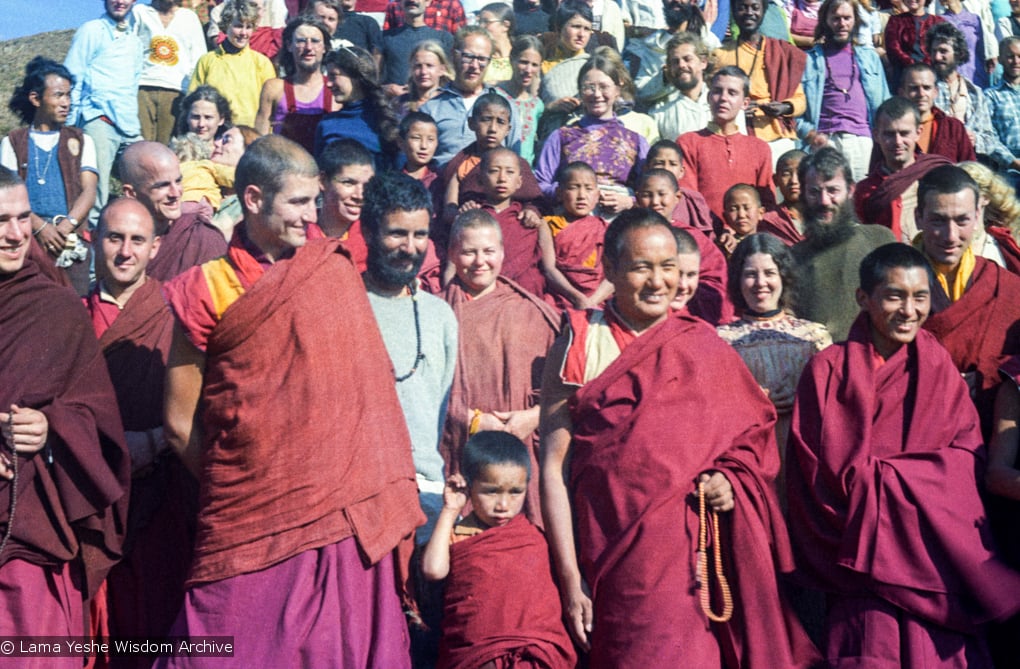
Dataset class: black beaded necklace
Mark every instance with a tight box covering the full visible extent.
[394,284,425,383]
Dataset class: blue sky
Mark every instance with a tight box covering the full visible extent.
[0,0,103,41]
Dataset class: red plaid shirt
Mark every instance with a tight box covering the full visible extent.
[383,0,466,33]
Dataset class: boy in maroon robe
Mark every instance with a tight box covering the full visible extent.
[760,149,805,246]
[457,147,545,297]
[539,161,611,310]
[635,169,735,325]
[0,168,129,658]
[787,242,1020,668]
[422,432,576,669]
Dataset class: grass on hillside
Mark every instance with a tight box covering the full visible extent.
[0,30,74,137]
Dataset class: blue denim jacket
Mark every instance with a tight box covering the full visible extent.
[798,44,889,141]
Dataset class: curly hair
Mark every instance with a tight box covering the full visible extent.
[219,0,261,32]
[322,46,400,155]
[925,21,970,65]
[279,16,332,76]
[727,233,799,314]
[8,57,74,126]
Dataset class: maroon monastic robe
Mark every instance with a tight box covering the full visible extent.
[854,153,950,236]
[986,225,1020,276]
[0,262,129,611]
[147,203,228,282]
[678,222,736,326]
[567,310,819,669]
[547,214,607,309]
[923,257,1020,435]
[86,279,198,663]
[440,277,560,525]
[483,201,546,297]
[787,314,1020,666]
[437,515,576,669]
[164,238,424,586]
[672,187,716,238]
[759,207,803,246]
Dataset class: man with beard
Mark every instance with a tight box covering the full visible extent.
[897,63,976,164]
[713,0,806,163]
[640,31,720,142]
[985,37,1020,186]
[626,0,718,105]
[362,171,457,545]
[120,142,228,282]
[160,136,422,667]
[793,146,895,341]
[800,0,889,182]
[854,97,950,242]
[254,17,335,154]
[927,22,1006,163]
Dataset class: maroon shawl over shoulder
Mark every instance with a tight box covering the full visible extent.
[147,203,228,282]
[759,208,803,246]
[923,257,1020,434]
[762,37,807,135]
[88,278,197,648]
[485,202,546,297]
[437,515,576,669]
[549,214,606,308]
[568,311,818,669]
[183,239,423,585]
[680,223,736,326]
[787,314,1020,631]
[986,225,1020,276]
[0,262,129,597]
[854,153,950,234]
[673,187,716,238]
[440,277,560,525]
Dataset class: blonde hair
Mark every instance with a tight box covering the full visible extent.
[169,132,212,162]
[959,161,1020,242]
[407,41,455,99]
[219,0,260,32]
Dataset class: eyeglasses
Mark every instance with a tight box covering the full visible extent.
[477,17,504,25]
[581,83,617,95]
[294,37,324,46]
[456,51,492,66]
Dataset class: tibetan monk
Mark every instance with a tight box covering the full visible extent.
[787,243,1020,668]
[85,198,196,666]
[541,208,818,669]
[0,167,129,666]
[440,209,561,526]
[915,165,1020,437]
[119,142,227,282]
[159,136,423,667]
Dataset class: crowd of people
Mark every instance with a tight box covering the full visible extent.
[2,0,1020,667]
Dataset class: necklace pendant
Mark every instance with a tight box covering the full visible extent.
[37,177,45,185]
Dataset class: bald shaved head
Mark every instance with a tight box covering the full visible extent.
[119,142,183,229]
[96,196,161,300]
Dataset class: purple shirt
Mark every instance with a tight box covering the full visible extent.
[817,44,871,137]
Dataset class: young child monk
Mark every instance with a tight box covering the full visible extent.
[539,161,612,310]
[719,183,766,257]
[440,93,543,230]
[643,140,714,236]
[422,431,576,669]
[760,149,806,245]
[453,147,545,296]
